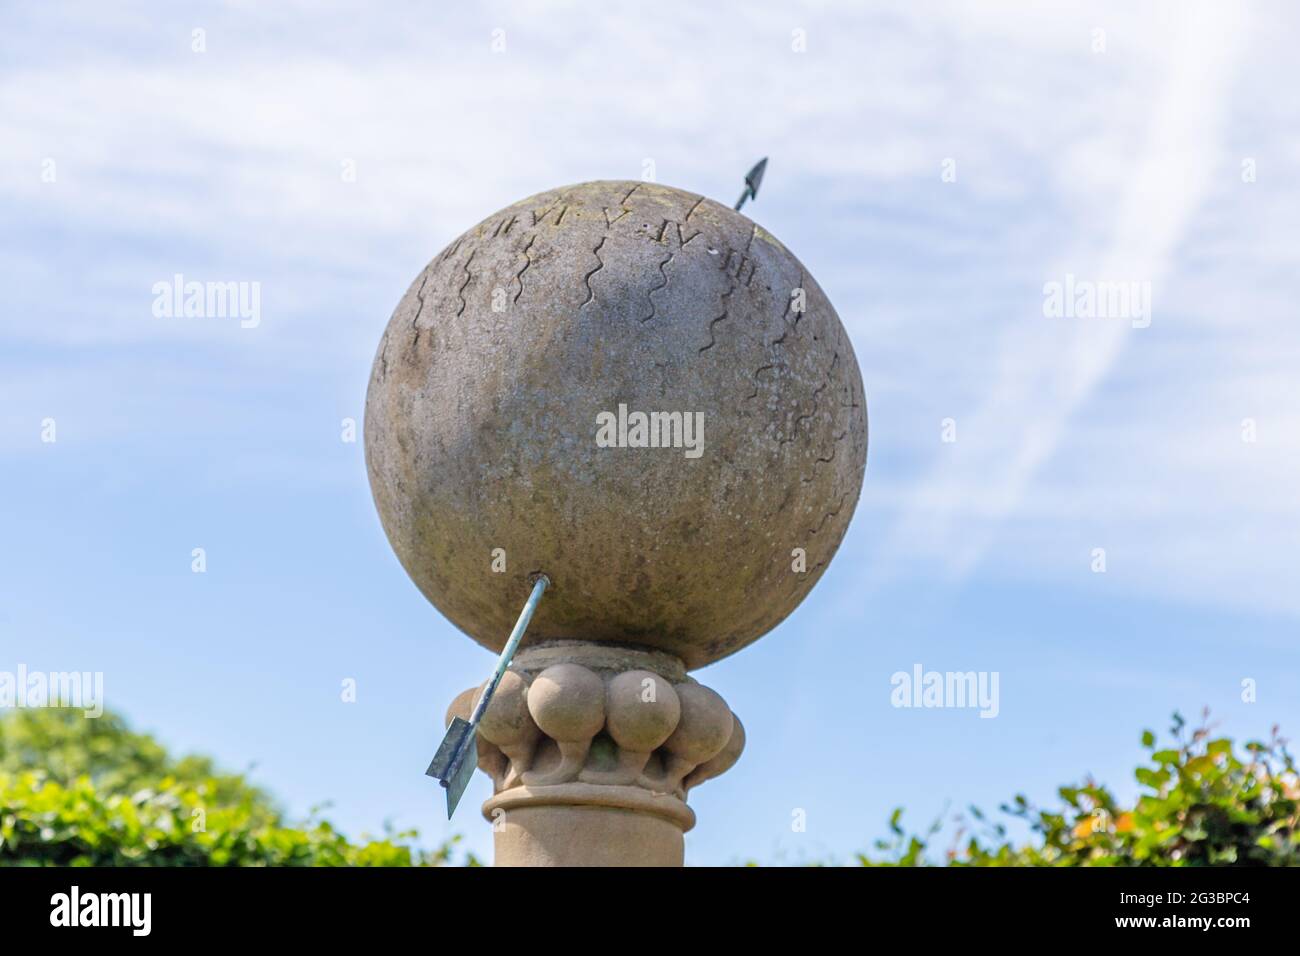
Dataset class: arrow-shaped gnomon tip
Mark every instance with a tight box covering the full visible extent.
[735,157,768,212]
[425,574,550,819]
[426,716,478,819]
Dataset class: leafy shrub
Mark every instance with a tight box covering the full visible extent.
[6,707,1294,866]
[862,711,1299,866]
[0,708,470,866]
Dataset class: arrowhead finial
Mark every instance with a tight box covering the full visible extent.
[734,157,768,212]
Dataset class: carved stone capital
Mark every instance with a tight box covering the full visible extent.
[444,643,744,866]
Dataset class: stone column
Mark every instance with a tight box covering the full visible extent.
[445,643,744,867]
[363,180,867,866]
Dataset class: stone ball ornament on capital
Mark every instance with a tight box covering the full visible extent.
[364,165,868,866]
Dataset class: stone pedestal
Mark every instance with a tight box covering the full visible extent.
[445,642,744,867]
[366,180,868,867]
[488,795,690,867]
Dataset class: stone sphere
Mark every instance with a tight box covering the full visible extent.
[365,180,867,669]
[526,664,606,743]
[474,670,538,748]
[663,683,734,765]
[685,712,746,793]
[605,670,681,753]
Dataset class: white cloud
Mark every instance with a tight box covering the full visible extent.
[867,2,1300,618]
[2,0,1297,617]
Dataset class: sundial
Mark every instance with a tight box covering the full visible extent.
[365,163,867,864]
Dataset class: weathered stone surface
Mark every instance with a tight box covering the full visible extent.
[453,649,744,805]
[365,180,866,669]
[490,801,687,867]
[462,644,740,865]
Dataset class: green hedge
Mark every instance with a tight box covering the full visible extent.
[3,707,1294,866]
[0,708,471,866]
[862,712,1299,866]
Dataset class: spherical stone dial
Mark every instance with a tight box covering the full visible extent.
[365,180,867,669]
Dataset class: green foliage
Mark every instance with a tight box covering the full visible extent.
[1,707,274,823]
[0,708,472,867]
[7,707,1294,866]
[861,712,1299,867]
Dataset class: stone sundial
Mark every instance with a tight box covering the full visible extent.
[365,178,867,865]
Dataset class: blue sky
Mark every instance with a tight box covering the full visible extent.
[2,0,1298,864]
